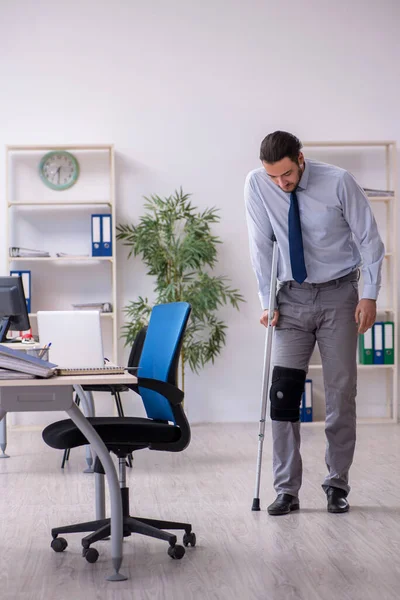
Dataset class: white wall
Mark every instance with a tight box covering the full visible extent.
[0,0,399,423]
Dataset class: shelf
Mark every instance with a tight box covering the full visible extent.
[308,364,395,370]
[28,312,114,319]
[303,141,396,147]
[302,417,396,425]
[7,144,114,151]
[8,256,113,262]
[8,201,112,207]
[367,196,394,203]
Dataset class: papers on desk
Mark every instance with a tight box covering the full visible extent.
[0,368,35,380]
[0,344,57,378]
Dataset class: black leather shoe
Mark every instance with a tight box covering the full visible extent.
[326,486,349,513]
[267,493,299,515]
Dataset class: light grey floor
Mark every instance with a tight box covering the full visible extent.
[1,422,400,600]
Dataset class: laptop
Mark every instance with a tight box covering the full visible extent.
[36,310,124,375]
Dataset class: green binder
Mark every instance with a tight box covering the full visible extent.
[384,322,394,365]
[358,329,373,364]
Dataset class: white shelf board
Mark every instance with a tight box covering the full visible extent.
[367,196,394,203]
[8,256,113,262]
[8,201,112,207]
[308,364,395,370]
[303,141,395,147]
[303,417,396,425]
[6,144,114,151]
[28,312,114,319]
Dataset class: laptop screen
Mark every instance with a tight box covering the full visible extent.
[37,310,105,369]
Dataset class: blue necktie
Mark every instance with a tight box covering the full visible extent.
[288,190,307,284]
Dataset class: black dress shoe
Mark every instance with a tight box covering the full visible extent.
[326,486,349,513]
[267,493,299,515]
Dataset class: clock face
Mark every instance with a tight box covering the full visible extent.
[39,151,79,190]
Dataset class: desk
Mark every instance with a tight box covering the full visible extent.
[0,372,137,582]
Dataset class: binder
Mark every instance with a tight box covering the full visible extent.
[301,379,313,422]
[91,214,112,257]
[101,214,112,257]
[384,322,394,365]
[358,329,373,365]
[91,215,102,257]
[373,322,384,364]
[10,270,31,313]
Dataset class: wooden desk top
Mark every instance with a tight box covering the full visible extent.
[0,373,137,388]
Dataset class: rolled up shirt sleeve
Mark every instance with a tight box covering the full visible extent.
[244,174,275,309]
[339,171,385,300]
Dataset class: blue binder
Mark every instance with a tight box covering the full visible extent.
[10,270,31,313]
[372,322,384,364]
[91,214,102,256]
[101,214,112,257]
[91,214,112,257]
[301,379,313,422]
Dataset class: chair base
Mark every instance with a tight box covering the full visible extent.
[52,515,193,547]
[50,488,195,563]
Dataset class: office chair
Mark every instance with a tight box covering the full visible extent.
[42,302,196,564]
[60,327,148,469]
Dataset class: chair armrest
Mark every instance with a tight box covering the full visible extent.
[131,378,184,406]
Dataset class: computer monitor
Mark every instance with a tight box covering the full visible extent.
[0,276,31,342]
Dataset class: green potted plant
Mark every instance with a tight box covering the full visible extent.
[116,188,244,390]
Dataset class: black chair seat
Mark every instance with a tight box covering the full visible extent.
[43,417,181,451]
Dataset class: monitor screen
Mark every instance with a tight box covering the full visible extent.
[0,276,31,342]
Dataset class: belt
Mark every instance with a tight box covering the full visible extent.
[285,269,359,289]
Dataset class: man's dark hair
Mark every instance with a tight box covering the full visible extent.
[259,131,302,164]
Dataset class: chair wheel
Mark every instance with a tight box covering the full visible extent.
[168,544,185,559]
[51,537,68,552]
[82,547,99,563]
[183,532,196,547]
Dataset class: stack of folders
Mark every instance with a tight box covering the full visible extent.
[0,345,57,379]
[359,322,394,365]
[300,379,313,422]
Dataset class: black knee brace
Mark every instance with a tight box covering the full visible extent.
[270,366,307,422]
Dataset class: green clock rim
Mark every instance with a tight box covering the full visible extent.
[39,150,80,191]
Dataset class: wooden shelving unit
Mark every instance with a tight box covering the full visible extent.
[303,141,398,423]
[5,144,118,363]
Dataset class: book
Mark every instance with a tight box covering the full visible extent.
[9,247,50,258]
[0,344,57,378]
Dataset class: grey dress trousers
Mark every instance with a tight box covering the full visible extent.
[271,270,359,497]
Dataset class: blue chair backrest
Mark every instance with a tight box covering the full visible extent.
[138,302,191,423]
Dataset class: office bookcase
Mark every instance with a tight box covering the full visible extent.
[302,141,398,424]
[5,144,118,363]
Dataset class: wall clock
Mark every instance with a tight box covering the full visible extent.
[39,150,79,190]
